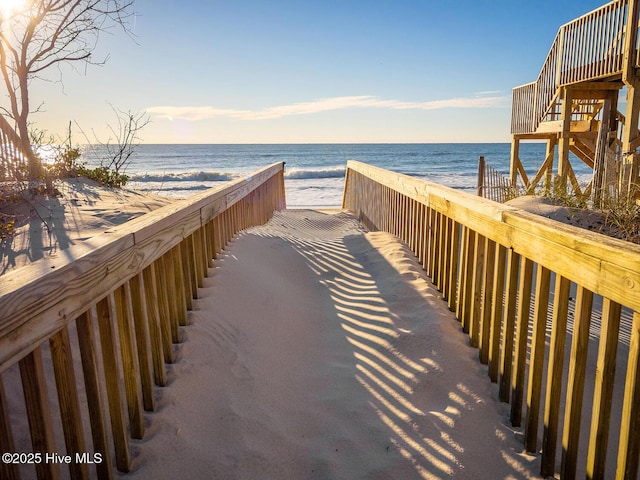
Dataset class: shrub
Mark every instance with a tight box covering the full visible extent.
[0,216,15,243]
[77,165,129,188]
[598,188,640,244]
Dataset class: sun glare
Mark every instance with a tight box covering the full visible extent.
[0,0,26,19]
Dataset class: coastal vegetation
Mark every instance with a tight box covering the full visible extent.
[534,180,640,244]
[0,110,149,246]
[0,0,143,243]
[0,0,135,180]
[481,157,640,245]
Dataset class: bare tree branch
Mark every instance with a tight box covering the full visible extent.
[101,103,150,174]
[0,0,136,180]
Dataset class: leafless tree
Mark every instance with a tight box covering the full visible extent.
[102,104,150,175]
[0,0,135,180]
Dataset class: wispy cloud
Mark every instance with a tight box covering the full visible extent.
[146,94,507,122]
[475,90,503,96]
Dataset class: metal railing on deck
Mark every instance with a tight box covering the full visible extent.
[343,160,640,479]
[511,0,631,135]
[0,162,285,479]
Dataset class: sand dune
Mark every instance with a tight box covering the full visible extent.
[0,177,172,274]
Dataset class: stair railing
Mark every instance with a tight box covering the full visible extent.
[511,0,631,135]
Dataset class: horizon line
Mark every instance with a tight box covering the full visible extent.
[78,140,528,146]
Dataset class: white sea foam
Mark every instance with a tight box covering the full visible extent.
[129,171,238,182]
[115,144,592,206]
[284,166,346,179]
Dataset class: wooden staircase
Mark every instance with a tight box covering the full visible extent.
[509,0,640,201]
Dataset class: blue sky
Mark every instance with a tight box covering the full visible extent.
[29,0,607,144]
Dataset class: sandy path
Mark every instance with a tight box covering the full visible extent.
[129,209,540,479]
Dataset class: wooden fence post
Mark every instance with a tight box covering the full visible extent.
[477,156,485,197]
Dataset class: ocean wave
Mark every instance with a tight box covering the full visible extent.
[129,171,238,182]
[131,184,211,193]
[129,166,347,184]
[285,166,345,179]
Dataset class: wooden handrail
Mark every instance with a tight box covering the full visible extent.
[343,159,640,479]
[0,162,285,478]
[511,0,631,135]
[558,1,628,85]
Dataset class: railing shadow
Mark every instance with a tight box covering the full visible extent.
[252,209,540,479]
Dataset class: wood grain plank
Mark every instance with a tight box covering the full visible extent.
[479,238,496,364]
[129,274,156,412]
[96,296,131,472]
[561,286,594,479]
[142,265,167,386]
[541,275,571,478]
[114,284,145,440]
[586,299,621,480]
[49,327,89,480]
[510,256,533,427]
[0,376,20,480]
[489,244,507,382]
[616,312,640,480]
[19,348,61,480]
[499,250,520,403]
[76,311,114,480]
[524,265,551,452]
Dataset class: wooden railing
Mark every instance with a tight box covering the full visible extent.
[510,81,538,136]
[511,0,631,135]
[343,160,640,479]
[0,162,285,479]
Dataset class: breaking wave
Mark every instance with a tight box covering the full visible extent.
[284,166,345,179]
[129,171,238,182]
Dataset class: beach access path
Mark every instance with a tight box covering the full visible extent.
[128,209,540,480]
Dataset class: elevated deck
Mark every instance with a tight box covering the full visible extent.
[510,0,640,201]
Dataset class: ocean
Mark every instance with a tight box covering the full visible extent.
[81,143,593,207]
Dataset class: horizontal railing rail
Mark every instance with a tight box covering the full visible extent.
[343,160,640,479]
[0,162,285,479]
[511,0,631,135]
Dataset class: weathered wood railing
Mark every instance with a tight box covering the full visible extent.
[0,162,285,479]
[511,0,631,135]
[343,160,640,480]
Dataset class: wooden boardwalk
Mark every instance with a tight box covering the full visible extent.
[3,159,640,480]
[133,209,540,479]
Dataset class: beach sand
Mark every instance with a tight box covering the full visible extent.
[4,186,620,479]
[122,209,540,479]
[0,177,172,274]
[505,195,609,233]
